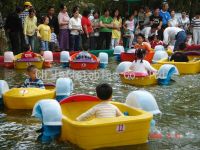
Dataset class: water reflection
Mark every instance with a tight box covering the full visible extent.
[0,59,200,149]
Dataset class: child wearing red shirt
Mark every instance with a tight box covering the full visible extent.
[150,35,163,49]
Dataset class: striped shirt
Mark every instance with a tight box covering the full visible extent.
[76,102,123,121]
[191,17,200,28]
[22,78,45,89]
[19,10,29,26]
[51,32,58,43]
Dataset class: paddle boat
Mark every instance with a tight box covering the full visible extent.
[117,62,179,86]
[0,78,73,109]
[53,50,114,63]
[120,50,155,63]
[60,51,108,70]
[14,53,44,69]
[3,84,56,109]
[2,51,53,69]
[32,94,152,149]
[152,51,200,75]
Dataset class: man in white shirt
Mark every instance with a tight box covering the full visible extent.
[163,27,187,51]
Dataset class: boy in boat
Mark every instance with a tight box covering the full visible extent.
[21,44,37,59]
[76,83,123,121]
[22,65,45,89]
[129,48,157,76]
[75,43,92,60]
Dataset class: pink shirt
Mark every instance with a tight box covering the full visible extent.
[58,12,70,29]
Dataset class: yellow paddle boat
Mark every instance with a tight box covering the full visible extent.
[152,58,200,75]
[152,51,200,74]
[119,73,158,86]
[3,84,55,109]
[59,95,153,149]
[14,53,44,69]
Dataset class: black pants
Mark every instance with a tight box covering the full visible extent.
[9,31,23,55]
[81,34,90,50]
[70,34,80,51]
[90,36,99,50]
[98,32,112,49]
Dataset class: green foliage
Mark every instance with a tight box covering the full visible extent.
[0,0,200,17]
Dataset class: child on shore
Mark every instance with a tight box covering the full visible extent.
[122,23,131,48]
[22,65,45,89]
[37,16,51,53]
[76,83,123,121]
[129,49,157,75]
[49,27,59,51]
[22,44,37,59]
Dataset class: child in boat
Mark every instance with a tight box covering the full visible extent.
[22,44,37,59]
[150,35,164,49]
[129,48,157,75]
[76,83,123,121]
[22,65,45,89]
[134,33,151,53]
[75,43,92,60]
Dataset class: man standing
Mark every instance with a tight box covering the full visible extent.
[159,2,171,29]
[19,1,32,26]
[163,27,186,51]
[5,7,23,54]
[47,6,59,35]
[150,7,162,38]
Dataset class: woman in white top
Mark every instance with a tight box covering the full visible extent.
[130,49,157,75]
[178,11,190,31]
[69,9,82,51]
[168,10,179,27]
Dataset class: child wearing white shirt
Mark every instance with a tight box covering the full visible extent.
[130,49,157,75]
[76,83,123,121]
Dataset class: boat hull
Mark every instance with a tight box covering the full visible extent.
[119,73,157,86]
[3,87,55,109]
[60,99,152,149]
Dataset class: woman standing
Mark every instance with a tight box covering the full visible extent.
[178,11,190,32]
[69,9,82,51]
[99,9,113,49]
[81,9,93,50]
[111,9,122,49]
[58,4,70,51]
[168,10,179,27]
[24,8,37,51]
[90,10,100,50]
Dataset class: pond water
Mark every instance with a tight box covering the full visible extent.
[0,58,200,150]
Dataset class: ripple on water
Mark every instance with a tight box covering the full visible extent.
[0,60,200,149]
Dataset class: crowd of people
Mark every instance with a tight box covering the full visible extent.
[0,1,200,55]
